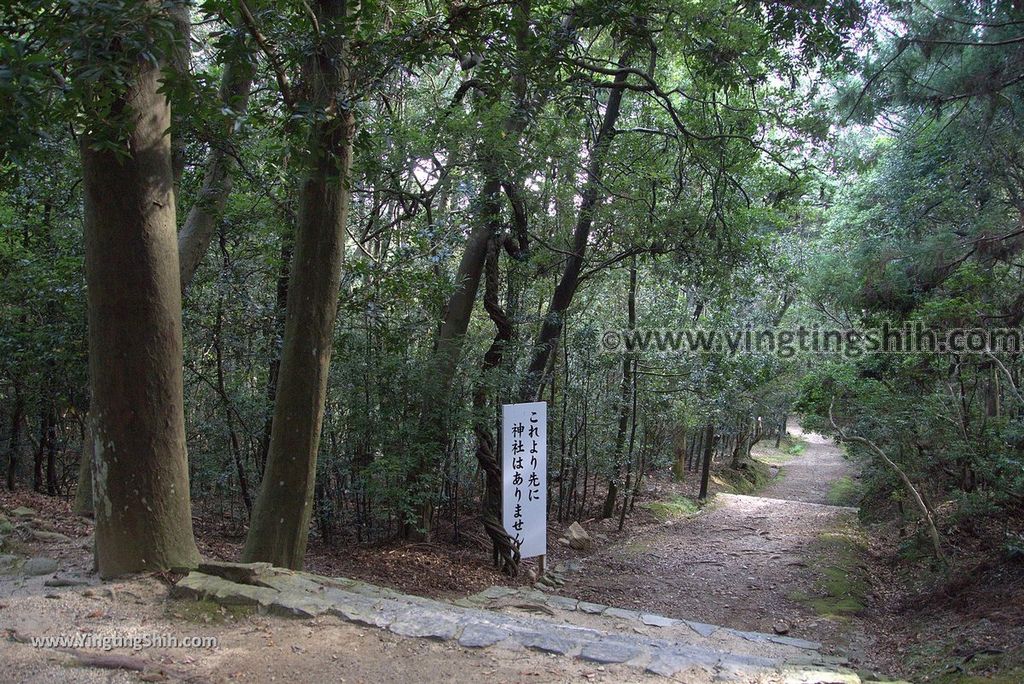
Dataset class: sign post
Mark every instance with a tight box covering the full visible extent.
[502,401,547,566]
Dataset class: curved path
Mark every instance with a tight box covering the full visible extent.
[761,423,856,505]
[557,424,872,661]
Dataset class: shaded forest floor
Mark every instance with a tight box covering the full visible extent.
[1,425,1022,682]
[542,426,1024,683]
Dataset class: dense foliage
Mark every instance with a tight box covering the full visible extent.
[1,0,1022,573]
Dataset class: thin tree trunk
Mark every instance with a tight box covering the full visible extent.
[698,424,715,501]
[672,425,686,481]
[519,49,634,401]
[6,383,22,490]
[829,400,945,562]
[470,236,520,575]
[44,408,58,495]
[177,38,256,291]
[81,12,201,576]
[213,240,253,515]
[258,230,292,476]
[243,0,354,569]
[602,257,637,518]
[34,409,46,493]
[73,406,94,516]
[618,359,639,531]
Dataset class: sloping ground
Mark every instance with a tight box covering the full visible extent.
[0,426,894,683]
[167,560,859,683]
[552,426,882,673]
[0,573,649,684]
[760,425,856,505]
[0,558,864,683]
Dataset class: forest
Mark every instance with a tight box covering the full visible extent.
[1,0,1023,682]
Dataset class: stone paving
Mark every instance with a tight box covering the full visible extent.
[172,561,862,683]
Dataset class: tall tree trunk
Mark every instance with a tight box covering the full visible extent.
[34,409,46,493]
[214,237,253,516]
[73,406,94,516]
[258,230,293,477]
[407,197,495,539]
[698,424,715,501]
[242,0,354,569]
[408,0,563,538]
[671,425,685,481]
[5,383,22,490]
[44,408,58,495]
[602,257,637,518]
[519,50,633,401]
[81,17,201,577]
[471,236,520,574]
[617,358,639,531]
[177,34,256,291]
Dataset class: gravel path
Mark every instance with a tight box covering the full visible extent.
[760,424,855,505]
[556,424,872,663]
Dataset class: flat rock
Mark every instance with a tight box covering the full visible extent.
[603,606,641,621]
[32,530,71,543]
[198,560,274,584]
[686,620,719,638]
[578,601,606,614]
[10,506,37,519]
[458,622,511,648]
[769,634,821,650]
[518,631,577,655]
[268,593,331,618]
[388,611,459,640]
[646,649,717,677]
[640,612,678,627]
[326,598,396,628]
[545,595,579,611]
[579,639,644,664]
[171,571,276,607]
[23,557,58,575]
[44,576,90,587]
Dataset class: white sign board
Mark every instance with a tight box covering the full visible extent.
[502,401,547,559]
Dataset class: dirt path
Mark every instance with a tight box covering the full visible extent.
[760,424,854,505]
[0,426,885,682]
[556,424,880,672]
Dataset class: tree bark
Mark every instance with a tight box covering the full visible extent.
[177,37,256,291]
[213,238,253,515]
[5,383,22,490]
[602,258,637,518]
[829,399,945,563]
[618,356,639,531]
[471,236,520,575]
[242,0,354,569]
[80,18,201,577]
[257,230,293,476]
[698,424,715,501]
[73,408,94,516]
